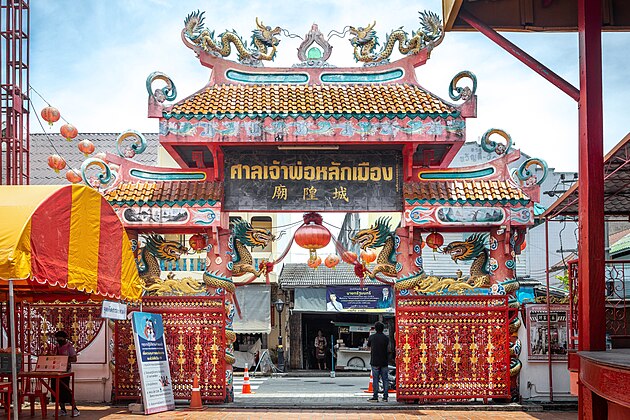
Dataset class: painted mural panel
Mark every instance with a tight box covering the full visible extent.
[525,304,569,361]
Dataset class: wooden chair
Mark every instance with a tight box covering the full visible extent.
[20,377,48,418]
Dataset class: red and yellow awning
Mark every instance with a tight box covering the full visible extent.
[0,184,142,301]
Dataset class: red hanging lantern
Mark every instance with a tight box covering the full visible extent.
[520,240,527,251]
[47,154,66,173]
[361,249,377,264]
[341,251,358,264]
[307,256,322,269]
[325,254,340,269]
[294,212,331,261]
[189,233,207,252]
[41,106,60,127]
[60,123,78,141]
[77,139,95,156]
[425,232,444,252]
[65,169,82,184]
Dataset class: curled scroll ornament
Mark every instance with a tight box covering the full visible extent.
[449,70,477,101]
[81,158,112,187]
[481,128,512,156]
[146,71,177,103]
[116,130,147,159]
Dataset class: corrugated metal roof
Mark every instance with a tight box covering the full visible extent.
[279,263,385,287]
[29,133,158,185]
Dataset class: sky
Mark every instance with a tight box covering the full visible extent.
[29,0,630,173]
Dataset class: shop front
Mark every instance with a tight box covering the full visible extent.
[279,263,394,371]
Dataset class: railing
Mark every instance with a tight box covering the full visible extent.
[160,257,268,272]
[568,259,630,351]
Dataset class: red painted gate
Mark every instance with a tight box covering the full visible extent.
[396,294,512,401]
[112,296,226,403]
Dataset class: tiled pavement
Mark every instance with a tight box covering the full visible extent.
[0,405,578,419]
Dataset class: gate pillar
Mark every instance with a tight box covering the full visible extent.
[203,226,235,402]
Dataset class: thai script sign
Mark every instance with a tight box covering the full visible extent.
[223,149,402,211]
[131,312,175,414]
[326,286,394,312]
[101,300,127,320]
[525,304,568,361]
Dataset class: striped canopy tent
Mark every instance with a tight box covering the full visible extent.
[0,184,142,300]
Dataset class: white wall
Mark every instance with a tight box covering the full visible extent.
[71,326,112,402]
[517,320,572,400]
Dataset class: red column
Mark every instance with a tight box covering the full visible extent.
[488,228,515,285]
[577,0,607,418]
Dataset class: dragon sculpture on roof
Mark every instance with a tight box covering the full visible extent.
[183,10,281,66]
[349,11,443,64]
[228,219,275,278]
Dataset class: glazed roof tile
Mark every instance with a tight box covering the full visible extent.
[29,133,158,185]
[105,181,223,206]
[279,263,383,287]
[404,180,530,205]
[166,83,457,119]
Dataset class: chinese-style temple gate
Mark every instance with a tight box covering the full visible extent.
[78,10,549,403]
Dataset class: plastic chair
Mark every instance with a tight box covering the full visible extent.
[20,377,47,418]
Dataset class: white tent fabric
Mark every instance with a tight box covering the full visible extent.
[233,284,271,333]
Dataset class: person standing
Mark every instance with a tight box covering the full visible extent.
[52,331,80,417]
[314,330,327,370]
[367,321,389,402]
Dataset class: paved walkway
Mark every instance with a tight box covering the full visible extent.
[0,405,578,419]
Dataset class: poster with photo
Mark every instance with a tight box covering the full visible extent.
[525,304,569,361]
[131,312,175,414]
[326,286,394,312]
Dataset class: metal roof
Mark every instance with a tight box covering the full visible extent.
[29,133,158,185]
[279,263,385,288]
[542,133,630,220]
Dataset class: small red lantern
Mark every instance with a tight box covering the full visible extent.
[294,212,331,261]
[60,123,78,141]
[47,154,66,173]
[189,233,207,252]
[325,254,340,269]
[77,139,95,156]
[307,256,322,269]
[41,106,60,127]
[520,240,526,251]
[342,251,358,264]
[65,169,82,184]
[425,232,444,252]
[361,249,377,264]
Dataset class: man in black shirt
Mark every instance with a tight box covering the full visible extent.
[367,321,389,402]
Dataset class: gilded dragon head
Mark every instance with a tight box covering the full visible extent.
[349,21,377,46]
[443,233,488,263]
[143,235,188,261]
[232,219,275,248]
[253,18,281,47]
[351,217,392,250]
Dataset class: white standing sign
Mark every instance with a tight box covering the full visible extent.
[101,300,127,320]
[131,312,175,414]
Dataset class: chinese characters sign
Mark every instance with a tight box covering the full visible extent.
[223,149,402,211]
[525,304,568,361]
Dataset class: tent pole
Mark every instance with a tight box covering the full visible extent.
[9,279,19,420]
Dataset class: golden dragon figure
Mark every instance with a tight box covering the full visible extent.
[137,235,204,296]
[442,233,491,287]
[226,219,275,278]
[351,217,398,279]
[183,10,281,65]
[349,11,443,64]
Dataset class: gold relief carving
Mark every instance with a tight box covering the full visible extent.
[177,334,186,374]
[194,331,202,375]
[453,331,461,374]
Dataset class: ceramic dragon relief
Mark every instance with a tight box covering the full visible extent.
[183,10,281,66]
[442,233,492,286]
[349,11,443,65]
[351,217,398,279]
[137,235,205,295]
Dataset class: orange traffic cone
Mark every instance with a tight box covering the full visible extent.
[189,373,203,409]
[363,370,374,393]
[241,363,253,394]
